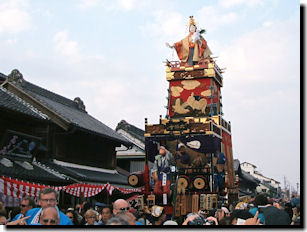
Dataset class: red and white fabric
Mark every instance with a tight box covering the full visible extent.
[0,176,143,199]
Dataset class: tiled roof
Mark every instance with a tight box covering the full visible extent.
[0,86,48,120]
[45,161,128,185]
[241,170,260,185]
[0,158,72,185]
[234,159,259,185]
[0,73,6,82]
[15,80,131,146]
[233,159,241,173]
[116,120,145,143]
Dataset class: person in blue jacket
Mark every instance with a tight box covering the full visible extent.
[11,196,36,221]
[25,188,73,225]
[249,193,268,224]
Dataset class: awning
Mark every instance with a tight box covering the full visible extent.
[0,176,142,199]
[0,157,72,185]
[45,161,128,185]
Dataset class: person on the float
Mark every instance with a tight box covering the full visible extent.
[152,146,175,195]
[175,143,191,168]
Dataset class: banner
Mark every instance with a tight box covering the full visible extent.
[0,176,143,199]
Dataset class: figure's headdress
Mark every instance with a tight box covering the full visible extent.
[189,16,196,27]
[188,15,206,34]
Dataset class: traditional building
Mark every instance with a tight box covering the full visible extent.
[115,120,154,173]
[240,161,281,198]
[0,70,133,207]
[233,159,259,197]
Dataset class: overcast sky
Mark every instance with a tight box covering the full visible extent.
[0,0,300,189]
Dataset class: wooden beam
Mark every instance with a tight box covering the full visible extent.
[3,82,70,130]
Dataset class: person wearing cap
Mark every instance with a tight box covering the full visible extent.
[152,146,175,195]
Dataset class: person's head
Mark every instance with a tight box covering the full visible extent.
[219,216,232,225]
[84,209,98,225]
[101,206,112,223]
[295,205,300,215]
[0,202,6,216]
[66,211,74,221]
[39,188,58,208]
[106,217,129,225]
[178,143,186,152]
[229,210,253,225]
[159,146,167,156]
[66,209,79,225]
[115,212,136,225]
[0,202,4,210]
[81,201,92,215]
[113,199,130,215]
[20,196,36,215]
[189,24,197,33]
[75,204,81,210]
[39,207,59,225]
[151,205,166,225]
[254,194,268,207]
[263,206,291,225]
[221,207,230,217]
[0,213,7,225]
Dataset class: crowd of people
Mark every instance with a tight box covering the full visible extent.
[0,187,301,226]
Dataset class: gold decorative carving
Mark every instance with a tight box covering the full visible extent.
[181,80,201,90]
[171,86,184,97]
[172,98,190,114]
[201,89,211,97]
[185,67,194,71]
[166,72,175,80]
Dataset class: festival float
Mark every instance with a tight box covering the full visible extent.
[128,16,239,222]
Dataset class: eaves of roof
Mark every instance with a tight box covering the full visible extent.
[2,79,131,146]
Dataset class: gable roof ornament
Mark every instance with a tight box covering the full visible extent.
[74,97,86,112]
[7,69,24,85]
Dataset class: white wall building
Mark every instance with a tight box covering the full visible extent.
[241,162,281,197]
[115,120,153,174]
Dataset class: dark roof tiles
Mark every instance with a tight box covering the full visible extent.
[14,80,130,145]
[0,86,47,120]
[0,158,72,184]
[116,120,145,143]
[45,161,128,185]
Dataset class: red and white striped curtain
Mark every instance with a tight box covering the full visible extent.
[0,176,143,199]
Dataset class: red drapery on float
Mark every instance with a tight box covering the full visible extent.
[0,176,143,199]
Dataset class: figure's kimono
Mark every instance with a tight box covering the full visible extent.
[174,32,212,65]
